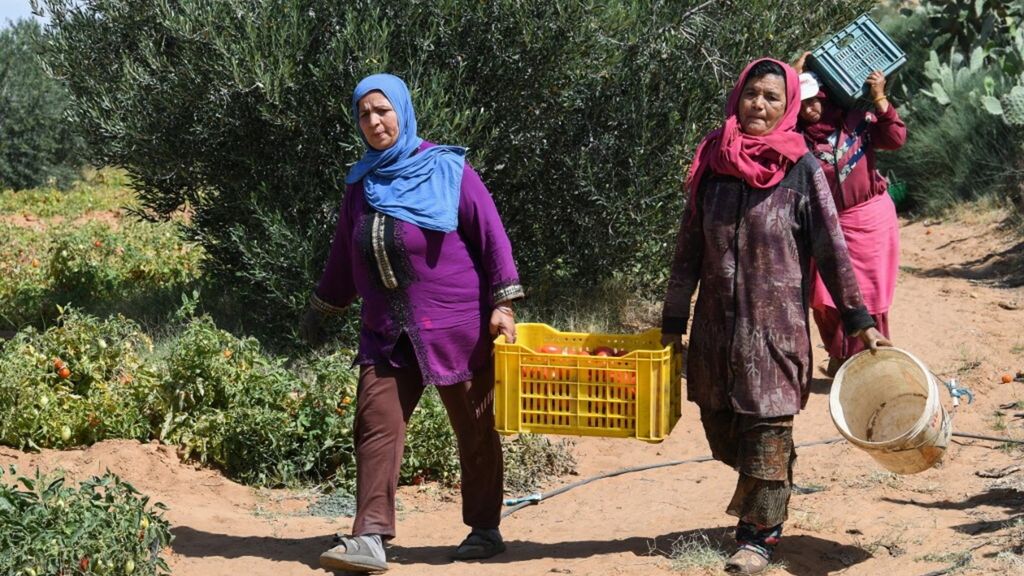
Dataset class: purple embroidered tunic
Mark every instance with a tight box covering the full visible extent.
[315,142,524,385]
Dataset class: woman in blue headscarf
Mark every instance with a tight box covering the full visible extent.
[301,74,523,572]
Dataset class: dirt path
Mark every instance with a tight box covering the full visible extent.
[3,210,1023,576]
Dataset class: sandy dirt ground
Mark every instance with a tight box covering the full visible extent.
[3,209,1024,576]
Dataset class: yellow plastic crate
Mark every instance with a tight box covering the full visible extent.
[493,323,682,443]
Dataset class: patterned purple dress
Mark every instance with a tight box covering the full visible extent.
[662,153,874,417]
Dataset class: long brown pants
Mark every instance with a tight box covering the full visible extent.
[352,360,503,538]
[700,409,795,528]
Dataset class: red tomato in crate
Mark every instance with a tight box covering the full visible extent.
[539,344,561,354]
[593,346,614,357]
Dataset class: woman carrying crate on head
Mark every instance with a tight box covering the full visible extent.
[793,52,907,378]
[660,58,891,575]
[300,73,524,573]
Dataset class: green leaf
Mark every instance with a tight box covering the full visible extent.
[930,82,952,105]
[970,46,985,72]
[981,94,1004,115]
[43,476,65,498]
[0,494,16,513]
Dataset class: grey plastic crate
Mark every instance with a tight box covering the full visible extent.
[808,14,906,109]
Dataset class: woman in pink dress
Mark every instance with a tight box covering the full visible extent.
[794,56,907,376]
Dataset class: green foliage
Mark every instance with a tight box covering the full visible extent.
[877,1,1024,213]
[401,395,579,491]
[919,0,1024,75]
[157,313,358,487]
[0,223,50,329]
[0,466,172,576]
[0,218,203,331]
[0,309,158,450]
[994,85,1024,126]
[401,386,459,486]
[502,434,577,495]
[0,19,86,190]
[50,221,202,303]
[0,302,553,491]
[0,182,578,493]
[0,169,134,217]
[37,0,871,340]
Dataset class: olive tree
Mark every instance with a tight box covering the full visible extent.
[37,0,870,341]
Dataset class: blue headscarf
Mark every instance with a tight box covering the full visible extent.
[346,74,466,233]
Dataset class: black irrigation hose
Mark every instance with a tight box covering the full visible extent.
[501,436,846,518]
[951,431,1024,444]
[502,432,1024,518]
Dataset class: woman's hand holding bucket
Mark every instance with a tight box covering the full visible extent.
[856,326,892,353]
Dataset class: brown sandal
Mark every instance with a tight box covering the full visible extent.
[724,546,770,574]
[823,356,845,378]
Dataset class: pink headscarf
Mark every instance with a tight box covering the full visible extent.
[687,58,808,208]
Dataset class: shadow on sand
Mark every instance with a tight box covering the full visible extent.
[171,523,870,575]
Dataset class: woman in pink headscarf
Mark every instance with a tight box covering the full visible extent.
[793,54,907,378]
[660,58,890,575]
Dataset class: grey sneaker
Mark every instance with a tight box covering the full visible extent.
[320,534,388,573]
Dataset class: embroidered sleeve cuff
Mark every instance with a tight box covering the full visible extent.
[310,292,347,316]
[492,282,525,305]
[841,307,875,335]
[661,316,688,335]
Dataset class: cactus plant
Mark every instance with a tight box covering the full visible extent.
[1000,85,1024,126]
[980,85,1024,126]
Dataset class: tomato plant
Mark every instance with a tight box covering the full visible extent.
[0,180,579,498]
[0,309,158,450]
[0,466,172,576]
